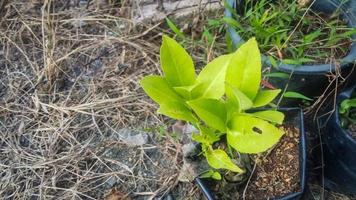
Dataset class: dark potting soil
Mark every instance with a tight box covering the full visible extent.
[348,124,356,139]
[244,126,300,200]
[206,126,301,199]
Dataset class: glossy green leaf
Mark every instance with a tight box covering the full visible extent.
[226,83,253,111]
[140,75,182,105]
[253,89,281,108]
[160,35,196,87]
[227,114,284,153]
[284,91,312,101]
[173,84,201,100]
[194,54,233,99]
[226,38,261,100]
[187,98,227,132]
[250,110,284,124]
[205,148,243,173]
[158,101,198,123]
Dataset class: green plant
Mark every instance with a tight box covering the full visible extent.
[226,0,356,64]
[340,97,356,128]
[140,36,285,174]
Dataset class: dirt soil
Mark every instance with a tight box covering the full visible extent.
[245,126,300,200]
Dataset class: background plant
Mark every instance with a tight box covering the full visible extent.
[228,0,356,64]
[141,36,285,176]
[340,97,356,128]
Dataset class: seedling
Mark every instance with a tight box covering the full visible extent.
[141,36,285,175]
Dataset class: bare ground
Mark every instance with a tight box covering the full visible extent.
[0,1,209,199]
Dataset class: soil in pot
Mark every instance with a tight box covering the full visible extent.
[234,0,354,64]
[244,126,300,200]
[207,126,301,200]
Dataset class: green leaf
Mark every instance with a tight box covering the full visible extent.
[222,17,243,30]
[187,98,227,132]
[227,114,284,153]
[158,101,198,123]
[140,75,182,105]
[160,35,196,87]
[303,30,321,43]
[264,72,289,79]
[284,91,312,101]
[282,58,315,65]
[226,38,261,100]
[340,99,356,114]
[205,148,243,173]
[173,84,201,100]
[194,54,233,99]
[165,18,185,39]
[199,170,222,180]
[226,83,253,111]
[192,125,221,145]
[253,89,281,108]
[250,110,285,124]
[268,56,278,68]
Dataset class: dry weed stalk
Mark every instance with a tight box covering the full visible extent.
[0,0,190,199]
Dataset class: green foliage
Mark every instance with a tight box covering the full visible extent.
[199,170,222,180]
[160,35,196,87]
[140,36,285,175]
[339,97,356,128]
[225,38,261,100]
[165,18,185,39]
[227,0,355,64]
[253,89,281,107]
[188,98,227,132]
[227,114,284,153]
[205,148,243,173]
[283,91,312,101]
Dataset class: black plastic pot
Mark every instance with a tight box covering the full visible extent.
[225,0,356,103]
[195,108,307,200]
[320,84,356,194]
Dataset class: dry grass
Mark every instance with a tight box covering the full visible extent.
[0,1,209,199]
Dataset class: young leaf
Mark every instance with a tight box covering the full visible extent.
[284,91,312,101]
[158,101,198,123]
[249,110,285,124]
[226,38,261,100]
[160,35,196,87]
[226,83,253,111]
[192,126,221,145]
[205,148,243,173]
[140,75,182,105]
[173,84,201,100]
[187,98,227,132]
[194,54,233,99]
[227,114,284,153]
[165,18,185,39]
[253,89,281,108]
